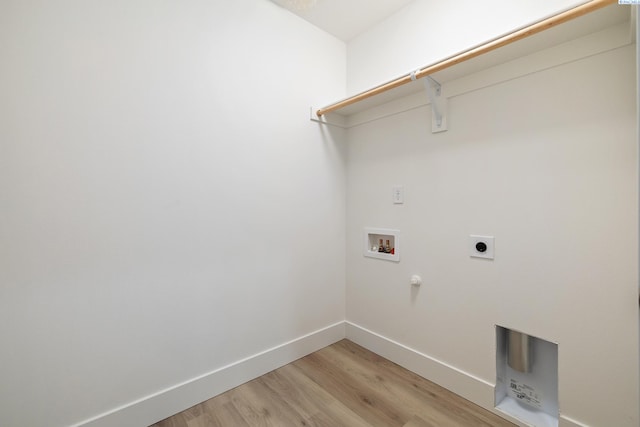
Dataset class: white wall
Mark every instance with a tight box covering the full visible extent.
[2,1,637,426]
[347,0,584,95]
[0,1,346,426]
[346,13,638,427]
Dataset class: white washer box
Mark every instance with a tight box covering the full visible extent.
[363,228,400,262]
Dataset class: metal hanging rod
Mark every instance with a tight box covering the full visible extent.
[315,0,616,117]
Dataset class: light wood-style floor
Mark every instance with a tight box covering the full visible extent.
[151,339,515,427]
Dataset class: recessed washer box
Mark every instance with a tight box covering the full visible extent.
[469,235,494,259]
[364,228,399,262]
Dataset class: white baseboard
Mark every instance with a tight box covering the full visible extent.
[72,321,346,427]
[559,415,590,427]
[72,320,589,427]
[344,321,530,427]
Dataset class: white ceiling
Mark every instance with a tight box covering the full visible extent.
[269,0,415,42]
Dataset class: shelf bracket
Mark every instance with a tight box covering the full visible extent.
[411,72,448,133]
[309,106,347,128]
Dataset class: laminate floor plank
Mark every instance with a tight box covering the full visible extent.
[402,415,437,427]
[201,394,249,427]
[328,340,511,427]
[224,385,284,427]
[293,350,408,426]
[297,341,492,427]
[260,365,371,427]
[151,339,516,427]
[305,343,449,426]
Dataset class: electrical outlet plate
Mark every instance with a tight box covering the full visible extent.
[469,235,494,259]
[392,186,404,204]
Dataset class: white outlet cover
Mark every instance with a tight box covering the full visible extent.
[392,186,404,204]
[469,235,494,259]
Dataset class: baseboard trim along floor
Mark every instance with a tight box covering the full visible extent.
[73,320,590,427]
[72,322,345,427]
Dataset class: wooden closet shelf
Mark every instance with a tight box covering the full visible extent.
[315,0,622,118]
